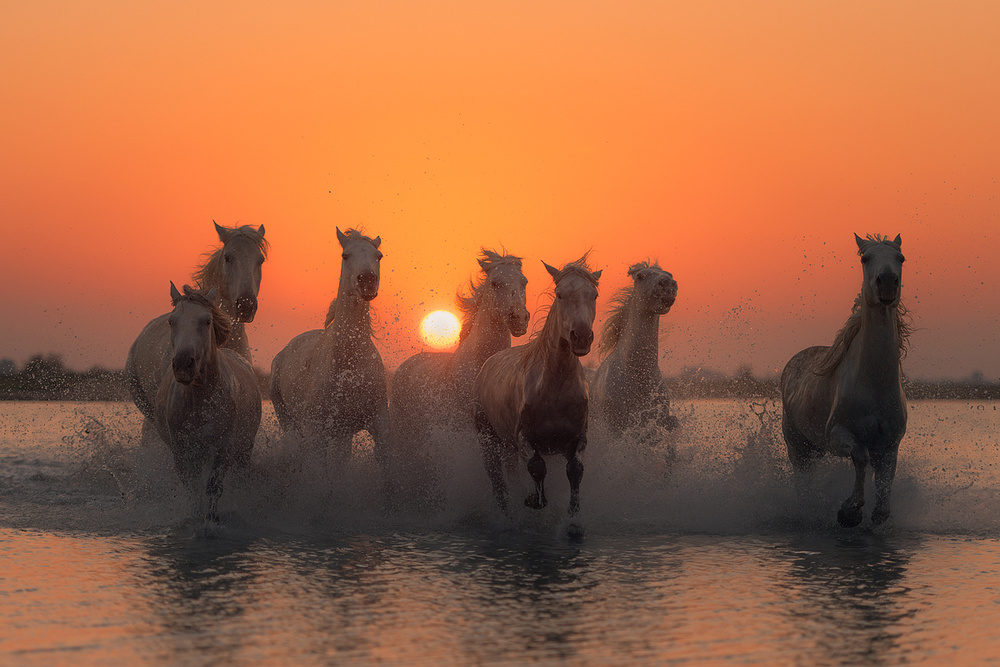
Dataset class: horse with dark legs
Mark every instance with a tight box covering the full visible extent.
[473,256,601,527]
[590,261,679,436]
[781,234,909,527]
[154,283,262,526]
[126,221,267,422]
[387,250,529,503]
[269,228,389,458]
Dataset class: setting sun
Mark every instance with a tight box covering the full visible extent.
[420,311,461,349]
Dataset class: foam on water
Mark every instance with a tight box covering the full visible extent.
[2,399,999,538]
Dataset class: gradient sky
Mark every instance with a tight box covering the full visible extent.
[2,1,998,379]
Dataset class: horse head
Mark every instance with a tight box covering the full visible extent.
[628,262,677,315]
[167,283,231,386]
[480,251,530,337]
[856,234,904,308]
[213,221,266,323]
[544,259,602,356]
[337,227,382,301]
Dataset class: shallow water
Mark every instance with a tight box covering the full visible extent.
[1,400,999,664]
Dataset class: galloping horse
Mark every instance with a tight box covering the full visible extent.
[389,249,529,448]
[590,261,679,434]
[269,228,388,455]
[126,222,267,421]
[781,234,909,527]
[154,283,262,524]
[473,256,601,520]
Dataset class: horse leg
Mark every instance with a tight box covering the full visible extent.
[871,446,899,525]
[475,406,509,514]
[524,452,547,509]
[205,453,227,525]
[566,454,583,517]
[830,424,868,527]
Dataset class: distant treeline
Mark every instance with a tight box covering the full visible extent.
[2,355,999,401]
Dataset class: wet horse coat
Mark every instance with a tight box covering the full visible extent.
[590,261,679,434]
[387,250,529,484]
[473,257,601,519]
[781,234,909,527]
[269,228,388,455]
[154,284,262,524]
[126,222,267,421]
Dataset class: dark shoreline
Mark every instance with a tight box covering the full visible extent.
[2,368,998,402]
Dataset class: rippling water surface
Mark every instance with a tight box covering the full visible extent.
[1,400,999,664]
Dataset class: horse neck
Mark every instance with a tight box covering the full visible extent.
[847,300,902,386]
[323,293,372,357]
[534,306,580,376]
[454,297,510,370]
[616,302,660,369]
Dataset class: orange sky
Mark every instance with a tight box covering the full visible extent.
[1,1,998,379]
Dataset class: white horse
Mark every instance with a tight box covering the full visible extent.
[473,256,601,521]
[154,283,262,525]
[386,250,529,494]
[781,234,909,527]
[269,228,388,456]
[126,222,267,421]
[590,261,679,434]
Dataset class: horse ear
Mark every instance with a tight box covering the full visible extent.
[169,281,182,303]
[893,234,902,247]
[336,227,348,247]
[478,257,489,271]
[592,269,602,283]
[542,261,560,280]
[214,220,231,243]
[257,224,265,237]
[205,287,219,304]
[372,236,381,248]
[854,233,865,250]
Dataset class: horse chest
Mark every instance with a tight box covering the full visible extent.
[519,389,588,454]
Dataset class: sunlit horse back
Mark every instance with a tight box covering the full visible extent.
[473,256,601,527]
[386,249,529,501]
[126,222,267,421]
[781,234,909,527]
[590,261,679,434]
[154,283,262,525]
[269,228,388,456]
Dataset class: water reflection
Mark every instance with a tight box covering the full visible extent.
[777,534,917,665]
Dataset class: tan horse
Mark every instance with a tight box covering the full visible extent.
[473,256,601,521]
[781,234,909,527]
[154,283,262,525]
[387,249,530,499]
[269,228,388,456]
[126,222,267,421]
[590,261,679,434]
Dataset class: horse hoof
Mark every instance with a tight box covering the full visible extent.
[871,505,891,526]
[837,505,864,528]
[524,494,547,510]
[566,521,585,540]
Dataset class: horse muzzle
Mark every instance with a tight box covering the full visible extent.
[509,309,530,337]
[357,272,380,301]
[235,295,258,323]
[569,328,594,356]
[172,354,199,385]
[875,272,900,305]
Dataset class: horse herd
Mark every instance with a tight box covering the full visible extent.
[124,222,908,532]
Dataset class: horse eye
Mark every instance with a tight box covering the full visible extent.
[491,280,502,290]
[224,254,233,264]
[376,252,384,261]
[861,255,870,264]
[637,273,646,280]
[342,253,349,261]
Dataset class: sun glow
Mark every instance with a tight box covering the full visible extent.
[420,310,461,349]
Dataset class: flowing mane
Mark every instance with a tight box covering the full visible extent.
[456,249,524,343]
[171,284,232,346]
[814,235,911,375]
[192,224,270,291]
[598,261,658,358]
